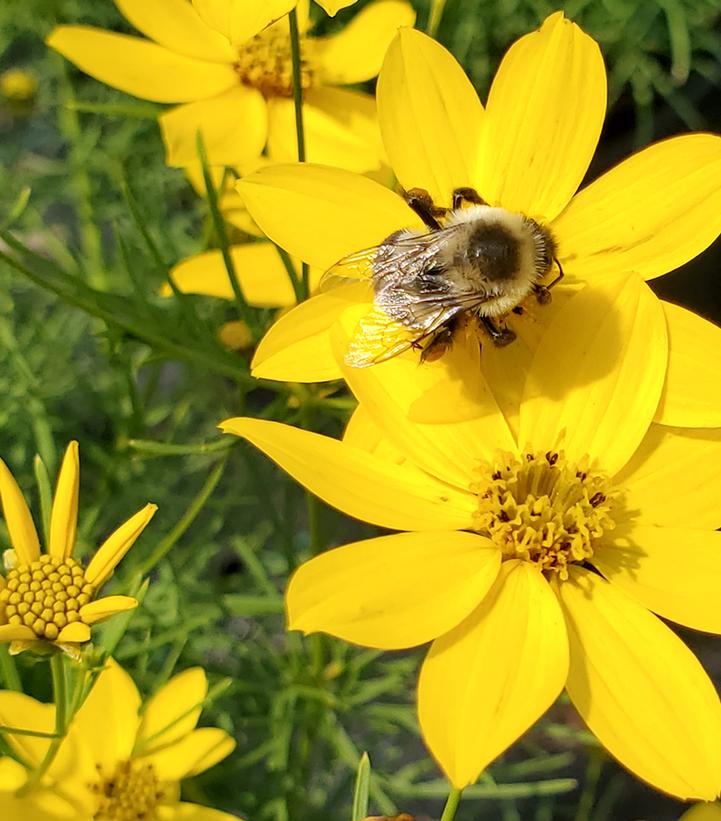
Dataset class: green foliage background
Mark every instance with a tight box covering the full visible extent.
[1,1,721,819]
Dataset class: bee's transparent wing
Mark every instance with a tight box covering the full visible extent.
[345,303,461,368]
[320,229,459,293]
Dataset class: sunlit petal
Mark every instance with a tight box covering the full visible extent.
[554,134,721,281]
[160,86,267,166]
[614,425,721,530]
[418,561,568,788]
[85,504,157,587]
[267,89,384,173]
[332,306,515,489]
[557,567,721,800]
[0,459,40,565]
[237,163,420,271]
[477,13,605,221]
[137,668,207,752]
[655,301,721,427]
[520,274,667,476]
[46,27,236,102]
[143,728,235,781]
[0,692,54,768]
[114,0,235,62]
[594,525,721,634]
[79,595,138,625]
[219,417,476,530]
[316,1,415,85]
[48,441,79,561]
[192,0,295,46]
[287,531,500,649]
[377,28,483,207]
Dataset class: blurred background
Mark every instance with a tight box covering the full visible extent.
[1,1,721,819]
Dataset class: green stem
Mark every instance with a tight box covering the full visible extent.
[19,654,68,795]
[274,244,304,303]
[0,646,21,691]
[288,8,311,300]
[440,787,463,821]
[426,0,448,37]
[55,59,105,287]
[135,456,227,575]
[195,133,255,329]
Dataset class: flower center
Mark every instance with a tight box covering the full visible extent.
[91,760,164,821]
[234,28,314,97]
[0,554,94,640]
[471,450,615,579]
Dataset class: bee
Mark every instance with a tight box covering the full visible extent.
[321,186,561,368]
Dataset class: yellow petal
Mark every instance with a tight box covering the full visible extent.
[0,692,54,767]
[615,425,721,530]
[49,441,79,561]
[594,525,721,634]
[237,163,420,271]
[219,417,476,530]
[314,0,357,15]
[137,668,207,752]
[477,13,605,221]
[519,274,667,476]
[56,622,91,643]
[160,85,267,167]
[287,531,500,649]
[158,802,242,821]
[315,1,416,85]
[377,28,482,207]
[85,503,157,587]
[332,307,515,489]
[142,727,235,781]
[679,806,721,821]
[554,134,721,281]
[192,0,295,47]
[115,0,235,63]
[418,561,568,788]
[655,301,721,427]
[557,567,721,800]
[46,27,236,103]
[267,89,384,173]
[251,285,362,382]
[79,595,138,625]
[168,244,311,307]
[0,624,36,643]
[0,459,40,565]
[71,658,141,770]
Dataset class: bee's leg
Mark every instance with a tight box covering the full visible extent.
[405,188,443,230]
[481,317,516,347]
[545,257,565,289]
[512,305,525,316]
[532,283,552,305]
[452,187,487,210]
[420,324,455,363]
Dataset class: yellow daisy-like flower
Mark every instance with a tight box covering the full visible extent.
[221,274,721,799]
[237,14,721,427]
[47,0,414,169]
[0,658,237,820]
[0,442,156,655]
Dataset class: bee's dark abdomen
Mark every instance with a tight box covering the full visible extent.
[465,224,519,281]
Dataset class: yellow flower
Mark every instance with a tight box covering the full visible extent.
[237,14,721,429]
[0,658,237,820]
[0,442,156,655]
[680,806,721,821]
[0,68,38,102]
[47,0,414,169]
[0,757,74,820]
[221,274,721,799]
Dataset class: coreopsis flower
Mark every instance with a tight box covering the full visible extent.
[47,0,414,169]
[0,658,237,820]
[221,275,721,799]
[0,442,156,655]
[237,13,721,428]
[680,806,721,821]
[0,757,74,820]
